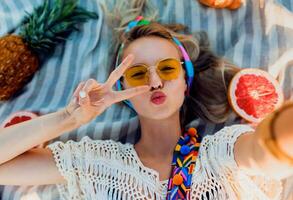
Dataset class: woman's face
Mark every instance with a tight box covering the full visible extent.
[122,36,187,120]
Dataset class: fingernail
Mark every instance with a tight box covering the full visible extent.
[79,91,86,99]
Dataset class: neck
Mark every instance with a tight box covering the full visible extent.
[135,111,182,160]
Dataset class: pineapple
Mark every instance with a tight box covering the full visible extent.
[0,0,98,100]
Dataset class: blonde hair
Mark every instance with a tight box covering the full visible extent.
[103,0,240,125]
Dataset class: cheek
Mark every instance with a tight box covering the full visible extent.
[165,71,187,109]
[170,78,186,105]
[127,93,149,115]
[172,70,187,95]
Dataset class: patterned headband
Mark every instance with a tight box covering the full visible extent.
[115,16,195,110]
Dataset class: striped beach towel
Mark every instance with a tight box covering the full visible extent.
[0,0,292,199]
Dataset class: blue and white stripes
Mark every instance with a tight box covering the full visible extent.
[0,0,292,199]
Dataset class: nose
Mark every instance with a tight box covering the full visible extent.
[148,67,163,90]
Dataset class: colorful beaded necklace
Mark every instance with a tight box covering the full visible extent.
[166,127,201,200]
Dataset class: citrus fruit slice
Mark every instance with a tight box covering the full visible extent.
[228,68,284,123]
[227,0,242,9]
[1,111,49,148]
[1,111,38,128]
[199,0,241,9]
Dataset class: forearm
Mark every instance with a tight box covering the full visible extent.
[235,101,293,179]
[0,108,79,165]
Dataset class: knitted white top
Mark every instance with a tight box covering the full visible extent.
[47,124,282,200]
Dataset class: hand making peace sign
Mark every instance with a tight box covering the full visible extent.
[65,54,150,126]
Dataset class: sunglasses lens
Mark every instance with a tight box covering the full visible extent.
[125,65,148,87]
[124,59,181,87]
[157,59,181,80]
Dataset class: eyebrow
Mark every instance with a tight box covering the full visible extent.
[130,57,182,66]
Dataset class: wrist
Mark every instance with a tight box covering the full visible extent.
[59,108,81,130]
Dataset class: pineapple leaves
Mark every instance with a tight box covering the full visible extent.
[19,0,98,55]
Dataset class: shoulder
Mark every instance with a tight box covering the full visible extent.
[204,124,255,142]
[198,124,255,165]
[48,136,130,149]
[47,136,133,161]
[47,136,136,176]
[218,124,254,134]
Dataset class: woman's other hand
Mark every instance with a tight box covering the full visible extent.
[253,101,293,162]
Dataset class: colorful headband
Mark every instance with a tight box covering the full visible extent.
[115,16,195,110]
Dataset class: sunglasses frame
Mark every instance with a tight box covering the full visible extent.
[123,58,184,87]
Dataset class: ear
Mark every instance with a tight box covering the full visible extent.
[183,68,188,94]
[184,84,188,96]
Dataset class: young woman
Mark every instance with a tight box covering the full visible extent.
[0,17,292,200]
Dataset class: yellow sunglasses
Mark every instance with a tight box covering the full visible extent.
[124,58,183,87]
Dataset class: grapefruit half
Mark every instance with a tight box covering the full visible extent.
[1,111,38,128]
[1,111,48,148]
[228,68,284,123]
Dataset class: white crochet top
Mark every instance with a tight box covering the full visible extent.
[47,124,282,200]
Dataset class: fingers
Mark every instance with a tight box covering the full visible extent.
[113,85,150,103]
[92,98,105,106]
[79,79,100,106]
[106,54,134,87]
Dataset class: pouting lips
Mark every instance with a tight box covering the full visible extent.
[150,91,166,105]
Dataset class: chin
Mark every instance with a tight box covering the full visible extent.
[130,95,185,120]
[135,105,180,120]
